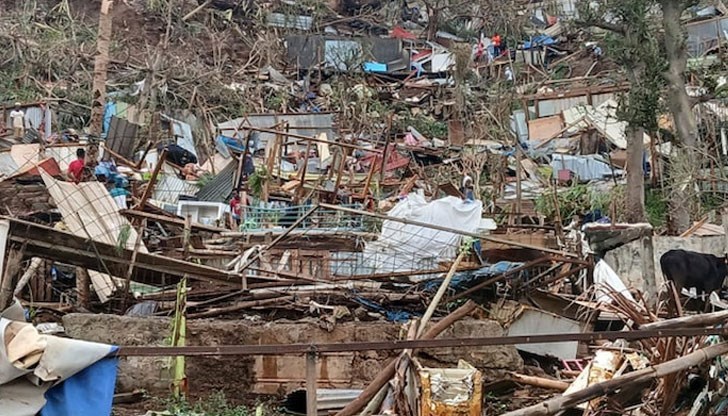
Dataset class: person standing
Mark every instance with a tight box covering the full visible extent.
[9,103,25,139]
[230,190,242,225]
[109,177,130,209]
[68,148,86,183]
[492,33,502,57]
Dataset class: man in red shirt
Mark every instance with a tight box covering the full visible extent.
[230,191,242,224]
[68,148,86,183]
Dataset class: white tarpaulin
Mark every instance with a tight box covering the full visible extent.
[362,193,483,276]
[0,304,116,416]
[40,170,147,303]
[593,260,635,303]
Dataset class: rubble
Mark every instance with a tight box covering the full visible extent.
[1,0,728,414]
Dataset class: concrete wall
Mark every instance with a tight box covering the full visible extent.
[62,314,523,397]
[604,235,725,293]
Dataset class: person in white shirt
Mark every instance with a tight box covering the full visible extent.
[9,103,24,139]
[505,66,514,83]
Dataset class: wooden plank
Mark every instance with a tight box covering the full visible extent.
[2,217,268,287]
[121,209,227,233]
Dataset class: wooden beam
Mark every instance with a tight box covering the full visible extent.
[239,126,382,153]
[1,217,276,287]
[120,209,227,233]
[135,149,167,210]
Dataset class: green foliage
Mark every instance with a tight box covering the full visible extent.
[248,166,269,198]
[397,115,448,139]
[116,224,132,255]
[195,173,215,189]
[163,392,255,416]
[578,0,666,132]
[535,184,611,221]
[645,188,668,229]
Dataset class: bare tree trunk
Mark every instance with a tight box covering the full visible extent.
[661,0,699,233]
[89,0,114,138]
[625,125,646,223]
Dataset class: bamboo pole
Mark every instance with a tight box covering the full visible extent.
[509,373,570,391]
[416,251,466,338]
[638,309,728,330]
[136,149,167,210]
[500,342,728,416]
[14,257,43,296]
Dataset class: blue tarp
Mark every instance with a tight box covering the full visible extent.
[217,135,246,153]
[354,297,414,322]
[363,62,387,73]
[41,346,119,416]
[420,261,526,292]
[522,35,557,49]
[102,102,116,137]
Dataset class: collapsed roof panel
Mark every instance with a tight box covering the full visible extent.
[285,35,404,71]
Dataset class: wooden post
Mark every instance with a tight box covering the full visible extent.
[722,208,728,255]
[136,149,167,210]
[124,220,146,306]
[90,0,114,137]
[76,267,90,308]
[296,140,313,203]
[641,232,656,305]
[0,220,12,312]
[306,351,318,416]
[516,146,523,225]
[0,248,23,312]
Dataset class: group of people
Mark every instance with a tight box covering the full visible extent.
[67,148,130,209]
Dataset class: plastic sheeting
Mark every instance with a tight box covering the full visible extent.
[593,260,635,304]
[550,154,621,181]
[362,193,483,277]
[0,308,117,416]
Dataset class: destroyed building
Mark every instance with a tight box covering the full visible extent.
[2,0,728,415]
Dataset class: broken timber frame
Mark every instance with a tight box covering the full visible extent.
[0,216,274,287]
[115,327,728,356]
[237,126,383,154]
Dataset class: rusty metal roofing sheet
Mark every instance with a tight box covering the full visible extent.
[104,116,140,160]
[195,161,236,202]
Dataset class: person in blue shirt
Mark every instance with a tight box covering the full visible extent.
[109,176,130,209]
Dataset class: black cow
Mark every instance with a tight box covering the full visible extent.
[660,250,728,306]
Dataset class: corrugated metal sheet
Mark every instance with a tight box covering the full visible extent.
[0,153,18,178]
[285,36,402,70]
[217,113,335,148]
[686,17,728,56]
[104,116,140,160]
[196,161,236,202]
[267,13,312,30]
[153,165,199,204]
[162,114,197,157]
[41,170,147,303]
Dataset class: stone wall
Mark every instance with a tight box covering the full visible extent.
[604,235,725,292]
[63,314,523,396]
